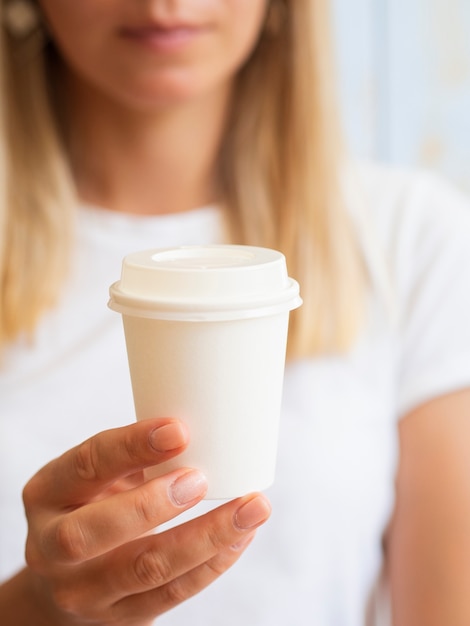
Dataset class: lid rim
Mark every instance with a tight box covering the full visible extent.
[108,295,302,322]
[109,278,300,312]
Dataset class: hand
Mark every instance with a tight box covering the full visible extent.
[22,418,271,625]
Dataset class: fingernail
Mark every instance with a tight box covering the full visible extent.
[234,495,272,530]
[149,422,187,452]
[170,470,208,506]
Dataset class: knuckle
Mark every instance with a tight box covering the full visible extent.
[133,488,159,526]
[22,482,34,509]
[24,535,46,574]
[49,583,77,616]
[121,432,143,466]
[73,438,100,482]
[49,582,88,620]
[133,548,173,588]
[53,517,90,563]
[22,476,41,510]
[161,577,188,607]
[204,551,236,578]
[204,524,228,553]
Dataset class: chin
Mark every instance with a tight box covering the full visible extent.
[111,68,210,109]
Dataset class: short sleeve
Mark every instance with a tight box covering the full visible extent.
[393,173,470,417]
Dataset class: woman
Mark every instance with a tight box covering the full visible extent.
[1,0,470,624]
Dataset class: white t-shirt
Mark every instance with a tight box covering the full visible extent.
[2,162,470,625]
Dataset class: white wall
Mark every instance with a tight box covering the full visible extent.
[332,0,470,192]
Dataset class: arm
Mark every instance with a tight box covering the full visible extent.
[0,418,271,626]
[388,388,470,625]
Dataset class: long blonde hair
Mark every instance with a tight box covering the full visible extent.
[0,0,364,357]
[0,9,76,347]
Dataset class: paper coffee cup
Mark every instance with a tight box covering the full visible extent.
[109,245,301,498]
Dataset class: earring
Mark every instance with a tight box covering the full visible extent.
[264,0,287,38]
[3,0,41,38]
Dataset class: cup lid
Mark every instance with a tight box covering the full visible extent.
[108,245,302,321]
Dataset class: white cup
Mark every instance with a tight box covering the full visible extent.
[108,245,301,499]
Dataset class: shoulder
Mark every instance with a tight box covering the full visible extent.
[348,161,470,416]
[347,160,470,294]
[351,159,470,247]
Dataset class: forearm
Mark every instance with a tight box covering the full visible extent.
[389,389,470,625]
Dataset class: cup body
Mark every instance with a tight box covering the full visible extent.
[123,312,289,498]
[109,245,301,498]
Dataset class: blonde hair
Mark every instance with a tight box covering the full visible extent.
[0,9,76,347]
[221,0,365,356]
[0,0,364,357]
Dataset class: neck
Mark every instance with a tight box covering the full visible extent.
[61,71,232,215]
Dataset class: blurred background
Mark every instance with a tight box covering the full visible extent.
[332,0,470,193]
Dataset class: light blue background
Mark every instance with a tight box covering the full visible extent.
[332,0,470,192]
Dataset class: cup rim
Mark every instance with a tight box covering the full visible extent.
[108,278,302,321]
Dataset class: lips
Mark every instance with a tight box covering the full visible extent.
[120,22,206,52]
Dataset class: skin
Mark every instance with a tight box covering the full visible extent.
[388,389,470,625]
[38,0,270,215]
[0,2,273,624]
[0,419,271,625]
[2,1,470,624]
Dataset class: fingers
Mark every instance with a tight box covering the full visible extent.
[116,494,271,596]
[114,494,272,621]
[56,494,271,622]
[116,535,257,622]
[24,418,188,508]
[21,419,272,625]
[40,469,208,564]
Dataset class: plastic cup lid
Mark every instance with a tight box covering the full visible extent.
[108,245,302,321]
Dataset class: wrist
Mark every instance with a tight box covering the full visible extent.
[0,567,62,626]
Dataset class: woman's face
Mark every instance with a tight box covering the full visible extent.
[39,0,269,110]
